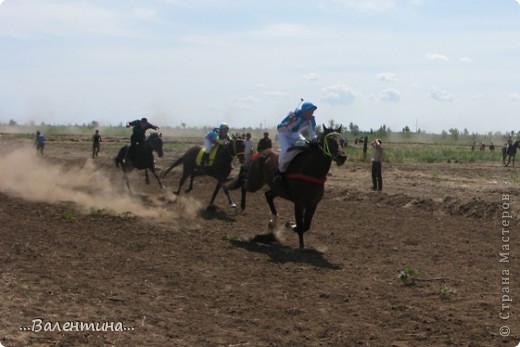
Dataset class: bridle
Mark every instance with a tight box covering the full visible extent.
[318,132,344,162]
[229,139,245,162]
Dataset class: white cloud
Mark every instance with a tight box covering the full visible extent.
[263,90,289,98]
[515,0,520,6]
[321,84,356,106]
[459,57,473,63]
[509,92,520,101]
[426,53,449,61]
[231,96,258,104]
[301,72,319,81]
[0,0,5,6]
[333,0,396,12]
[380,88,401,102]
[377,72,399,82]
[430,87,454,102]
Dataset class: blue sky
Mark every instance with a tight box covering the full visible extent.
[0,0,519,133]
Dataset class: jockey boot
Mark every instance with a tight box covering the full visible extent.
[199,152,210,171]
[123,145,135,164]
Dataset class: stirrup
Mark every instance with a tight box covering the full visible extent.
[272,172,284,185]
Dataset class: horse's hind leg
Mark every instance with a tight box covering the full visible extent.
[144,169,151,184]
[186,174,195,193]
[206,182,222,211]
[175,173,190,195]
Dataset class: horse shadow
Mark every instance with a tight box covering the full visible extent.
[198,207,237,222]
[230,238,342,270]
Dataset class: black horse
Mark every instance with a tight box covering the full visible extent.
[162,139,246,210]
[229,125,347,249]
[115,132,164,191]
[502,140,520,167]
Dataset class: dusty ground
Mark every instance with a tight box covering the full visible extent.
[0,134,519,347]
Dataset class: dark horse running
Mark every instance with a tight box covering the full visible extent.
[502,140,520,167]
[115,132,164,191]
[161,139,246,210]
[228,125,347,249]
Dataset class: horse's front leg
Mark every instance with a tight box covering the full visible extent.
[220,182,237,209]
[265,190,278,229]
[149,168,164,189]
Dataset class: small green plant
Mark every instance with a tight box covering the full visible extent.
[62,211,76,221]
[439,285,455,300]
[221,234,241,242]
[120,211,133,218]
[398,265,420,286]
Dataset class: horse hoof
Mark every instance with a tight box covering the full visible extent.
[206,205,217,212]
[229,203,237,209]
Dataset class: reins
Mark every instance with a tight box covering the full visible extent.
[318,131,342,158]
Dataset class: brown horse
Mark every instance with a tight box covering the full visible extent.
[502,140,520,167]
[229,125,347,249]
[162,139,246,210]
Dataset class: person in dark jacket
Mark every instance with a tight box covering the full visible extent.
[257,132,272,153]
[123,117,159,163]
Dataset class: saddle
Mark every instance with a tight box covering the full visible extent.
[196,146,219,167]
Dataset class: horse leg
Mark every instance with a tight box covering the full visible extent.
[175,173,189,195]
[207,182,221,210]
[186,173,195,193]
[265,190,278,229]
[123,171,131,192]
[144,169,150,184]
[149,168,164,189]
[292,202,306,249]
[240,186,247,210]
[220,181,237,208]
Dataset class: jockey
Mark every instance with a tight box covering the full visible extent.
[506,137,513,154]
[201,123,231,168]
[123,117,159,163]
[273,101,318,184]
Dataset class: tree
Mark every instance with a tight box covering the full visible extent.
[348,122,360,136]
[8,119,17,126]
[448,128,460,141]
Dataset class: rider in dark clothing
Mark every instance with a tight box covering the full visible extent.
[124,117,159,162]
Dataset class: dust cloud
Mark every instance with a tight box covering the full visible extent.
[0,146,201,220]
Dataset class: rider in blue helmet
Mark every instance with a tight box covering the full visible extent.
[273,100,318,184]
[200,123,232,169]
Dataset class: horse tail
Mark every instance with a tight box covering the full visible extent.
[245,154,267,193]
[162,156,184,178]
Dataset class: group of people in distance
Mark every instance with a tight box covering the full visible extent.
[32,99,388,190]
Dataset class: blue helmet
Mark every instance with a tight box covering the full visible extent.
[219,123,229,131]
[300,101,317,112]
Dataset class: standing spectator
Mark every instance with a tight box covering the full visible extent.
[257,132,272,153]
[92,130,102,158]
[244,133,254,163]
[34,130,45,156]
[370,139,383,191]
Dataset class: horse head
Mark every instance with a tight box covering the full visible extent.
[147,132,164,158]
[318,125,347,166]
[229,139,246,164]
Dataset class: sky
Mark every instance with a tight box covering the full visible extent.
[0,0,519,134]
